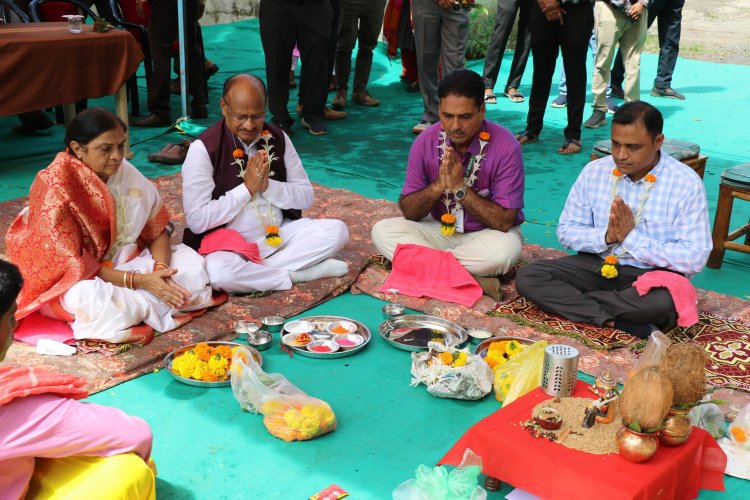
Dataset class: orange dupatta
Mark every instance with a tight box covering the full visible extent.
[5,152,169,319]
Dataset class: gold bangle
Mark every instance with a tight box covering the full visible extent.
[154,262,169,271]
[122,271,128,289]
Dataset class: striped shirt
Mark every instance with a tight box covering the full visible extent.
[556,152,711,276]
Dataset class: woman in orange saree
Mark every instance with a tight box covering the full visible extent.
[6,108,215,343]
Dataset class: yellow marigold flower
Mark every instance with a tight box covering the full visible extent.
[266,235,282,247]
[172,350,199,378]
[505,340,523,357]
[612,168,623,177]
[441,213,457,224]
[604,255,618,265]
[601,264,618,279]
[438,351,454,365]
[452,351,468,367]
[479,131,490,141]
[191,360,209,381]
[484,350,505,370]
[440,225,456,236]
[208,355,230,379]
[261,400,289,416]
[644,173,656,183]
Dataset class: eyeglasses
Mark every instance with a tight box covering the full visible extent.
[223,99,265,124]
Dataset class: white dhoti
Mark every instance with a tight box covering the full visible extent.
[205,218,350,293]
[54,244,214,343]
[371,216,523,276]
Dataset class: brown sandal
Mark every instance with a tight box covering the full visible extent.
[557,138,582,155]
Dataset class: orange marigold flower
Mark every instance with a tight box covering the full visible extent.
[101,260,113,268]
[612,168,623,177]
[215,345,233,359]
[604,255,618,265]
[479,131,490,141]
[261,130,271,136]
[441,213,457,224]
[265,225,280,235]
[195,343,215,362]
[232,148,245,159]
[201,370,219,382]
[644,173,656,183]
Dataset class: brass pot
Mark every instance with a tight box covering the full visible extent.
[660,408,692,446]
[616,426,659,463]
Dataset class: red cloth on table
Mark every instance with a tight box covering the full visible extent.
[0,366,88,405]
[379,244,483,307]
[439,381,726,500]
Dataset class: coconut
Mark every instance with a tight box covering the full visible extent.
[661,342,707,406]
[619,366,674,431]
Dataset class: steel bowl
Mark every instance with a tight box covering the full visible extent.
[247,329,273,351]
[261,315,285,333]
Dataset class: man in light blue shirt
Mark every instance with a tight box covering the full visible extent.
[516,101,711,338]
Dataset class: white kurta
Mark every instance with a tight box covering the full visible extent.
[50,160,214,343]
[182,131,349,293]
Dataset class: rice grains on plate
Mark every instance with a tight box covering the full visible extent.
[531,398,620,455]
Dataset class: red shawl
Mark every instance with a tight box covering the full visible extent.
[5,152,169,319]
[383,0,405,58]
[0,365,88,406]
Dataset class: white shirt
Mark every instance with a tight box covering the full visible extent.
[182,132,314,244]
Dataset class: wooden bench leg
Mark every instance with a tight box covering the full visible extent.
[707,184,734,268]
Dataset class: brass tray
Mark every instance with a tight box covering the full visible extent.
[379,314,468,352]
[280,315,371,359]
[164,341,262,388]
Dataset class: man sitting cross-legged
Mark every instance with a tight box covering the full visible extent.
[372,69,525,300]
[515,101,711,338]
[182,74,350,293]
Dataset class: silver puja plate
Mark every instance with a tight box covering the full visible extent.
[379,314,468,352]
[280,315,371,359]
[164,341,262,388]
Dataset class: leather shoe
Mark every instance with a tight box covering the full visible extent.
[191,104,208,119]
[132,113,171,128]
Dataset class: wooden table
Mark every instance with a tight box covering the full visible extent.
[0,23,143,156]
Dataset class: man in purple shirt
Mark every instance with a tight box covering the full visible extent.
[372,70,525,299]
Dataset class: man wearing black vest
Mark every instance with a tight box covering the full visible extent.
[181,74,350,293]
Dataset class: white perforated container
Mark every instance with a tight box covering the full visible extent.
[541,344,580,397]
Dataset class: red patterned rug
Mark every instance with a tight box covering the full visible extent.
[0,175,379,393]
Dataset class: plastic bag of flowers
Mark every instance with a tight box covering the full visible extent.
[230,346,336,441]
[392,448,487,500]
[410,342,492,400]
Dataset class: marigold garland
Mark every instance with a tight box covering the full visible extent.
[644,173,656,183]
[478,131,490,141]
[440,213,457,236]
[265,225,282,246]
[232,148,245,159]
[612,168,623,177]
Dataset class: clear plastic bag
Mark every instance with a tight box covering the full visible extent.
[230,346,336,442]
[728,403,750,449]
[493,340,547,405]
[631,330,672,376]
[392,449,487,500]
[689,402,726,439]
[410,342,493,400]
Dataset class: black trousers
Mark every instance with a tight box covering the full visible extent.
[147,0,207,116]
[610,0,685,89]
[481,0,532,92]
[525,1,593,140]
[515,253,677,329]
[259,0,333,126]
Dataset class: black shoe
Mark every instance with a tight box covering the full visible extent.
[206,63,219,78]
[301,117,327,136]
[132,113,171,127]
[650,86,685,100]
[610,85,625,100]
[191,104,208,119]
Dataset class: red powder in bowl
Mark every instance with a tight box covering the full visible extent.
[337,339,356,347]
[310,345,331,353]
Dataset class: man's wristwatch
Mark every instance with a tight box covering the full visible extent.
[454,185,467,202]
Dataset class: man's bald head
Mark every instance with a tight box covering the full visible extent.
[222,74,267,102]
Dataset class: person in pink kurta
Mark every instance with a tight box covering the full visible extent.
[0,260,153,500]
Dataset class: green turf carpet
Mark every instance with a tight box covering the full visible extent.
[1,18,748,498]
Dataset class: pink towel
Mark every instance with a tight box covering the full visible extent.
[379,244,483,307]
[13,312,74,346]
[633,271,699,327]
[198,228,261,263]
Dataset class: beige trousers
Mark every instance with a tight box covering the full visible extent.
[371,217,523,277]
[592,1,648,112]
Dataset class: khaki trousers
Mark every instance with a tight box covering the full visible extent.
[592,1,647,112]
[371,217,523,277]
